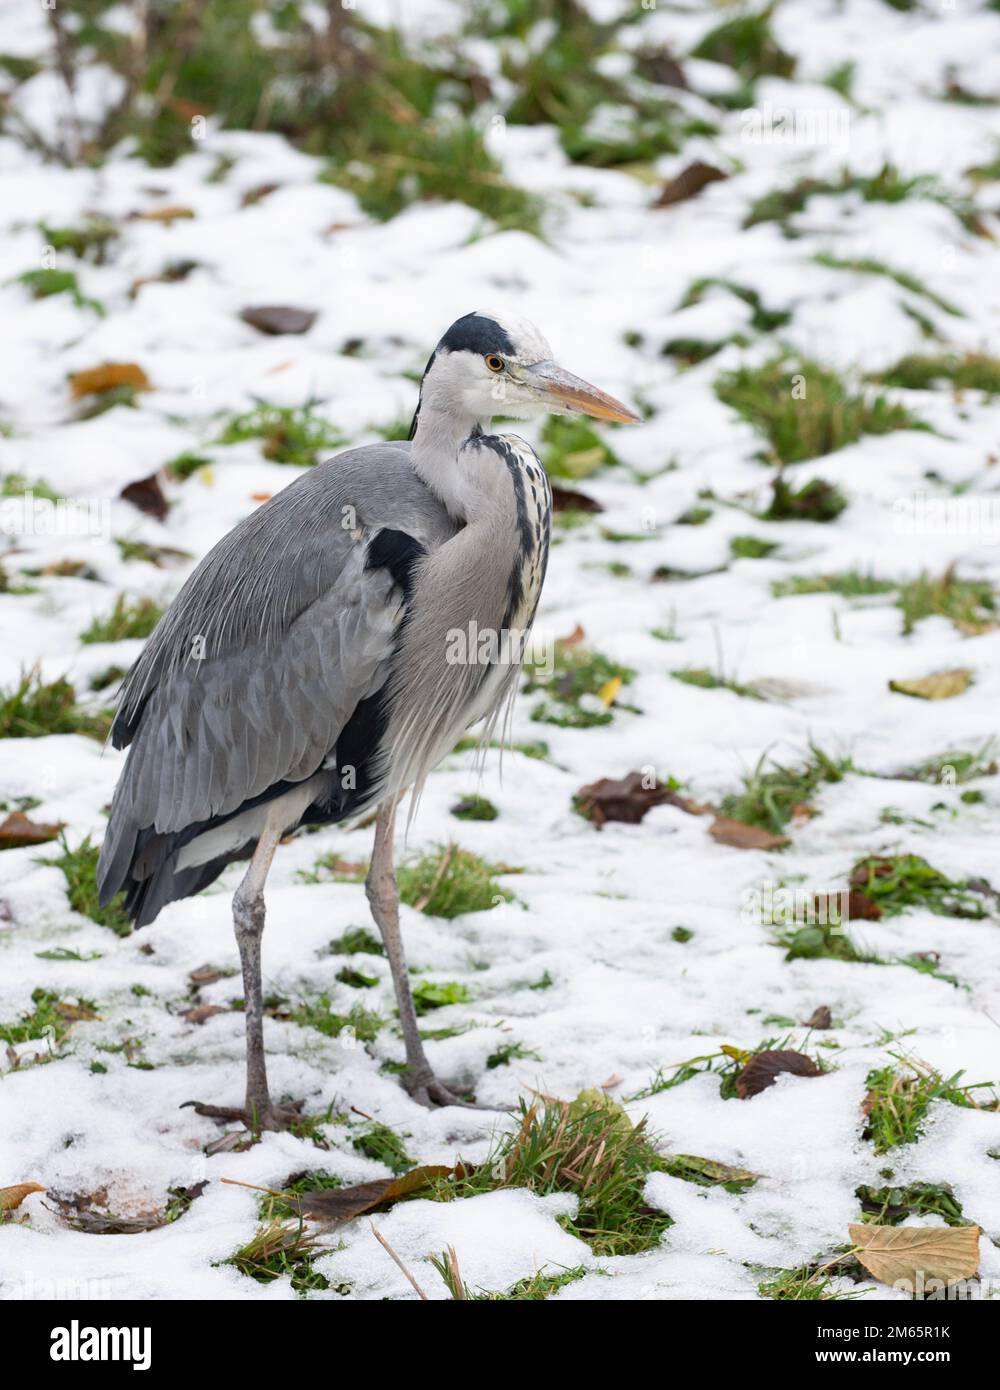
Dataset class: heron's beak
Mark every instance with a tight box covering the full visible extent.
[527,361,640,424]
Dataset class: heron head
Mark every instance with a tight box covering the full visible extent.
[422,310,640,427]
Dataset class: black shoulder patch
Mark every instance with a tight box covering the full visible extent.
[438,311,515,358]
[364,527,425,600]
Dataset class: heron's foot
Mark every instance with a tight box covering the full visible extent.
[404,1070,505,1111]
[183,1097,306,1133]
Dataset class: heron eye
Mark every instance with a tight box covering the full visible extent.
[485,354,505,373]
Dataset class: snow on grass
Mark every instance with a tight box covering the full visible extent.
[0,0,999,1303]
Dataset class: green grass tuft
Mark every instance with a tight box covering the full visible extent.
[326,927,384,957]
[855,1181,969,1227]
[80,595,164,644]
[869,352,1000,395]
[849,854,989,919]
[43,835,131,936]
[863,1058,997,1153]
[897,569,997,636]
[540,415,621,480]
[762,475,848,524]
[715,356,926,465]
[352,1122,414,1174]
[398,843,514,918]
[0,669,110,741]
[217,400,347,467]
[410,979,472,1016]
[0,986,97,1047]
[524,639,636,728]
[12,268,104,314]
[289,997,382,1042]
[771,571,895,598]
[722,746,851,833]
[429,1091,672,1257]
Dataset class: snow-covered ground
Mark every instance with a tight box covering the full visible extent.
[1,0,1000,1301]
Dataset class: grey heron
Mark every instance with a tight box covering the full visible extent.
[96,310,638,1128]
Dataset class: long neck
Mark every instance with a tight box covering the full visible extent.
[408,359,492,519]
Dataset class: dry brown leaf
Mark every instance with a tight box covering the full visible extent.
[654,160,728,208]
[133,205,195,223]
[292,1165,456,1222]
[849,1222,981,1288]
[240,305,317,336]
[889,669,972,700]
[182,1004,228,1025]
[709,816,790,850]
[550,484,603,514]
[188,964,226,987]
[120,472,168,521]
[0,1182,45,1211]
[55,1001,99,1023]
[0,811,62,850]
[575,771,710,827]
[736,1049,822,1099]
[70,362,151,398]
[558,624,586,648]
[803,1005,833,1030]
[847,888,882,920]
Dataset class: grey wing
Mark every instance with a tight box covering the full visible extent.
[97,442,455,899]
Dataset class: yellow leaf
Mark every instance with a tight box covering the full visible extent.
[70,362,151,398]
[889,669,972,700]
[135,205,195,224]
[720,1044,752,1063]
[0,1182,45,1211]
[849,1222,981,1288]
[598,676,622,706]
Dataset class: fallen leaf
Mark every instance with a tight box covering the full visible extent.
[558,624,586,648]
[600,1073,624,1090]
[575,771,710,827]
[0,811,62,850]
[849,1222,981,1288]
[132,205,195,224]
[240,182,280,207]
[240,305,318,336]
[550,484,603,514]
[188,964,226,987]
[0,1182,45,1211]
[292,1165,457,1222]
[803,1005,833,1030]
[654,160,728,208]
[664,1154,761,1187]
[55,1001,99,1022]
[129,259,199,298]
[249,492,272,503]
[847,889,882,921]
[736,1049,823,1099]
[70,362,151,398]
[635,48,688,89]
[182,1004,228,1025]
[709,816,790,850]
[889,669,972,700]
[120,473,168,521]
[598,675,623,706]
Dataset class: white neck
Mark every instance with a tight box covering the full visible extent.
[409,357,494,519]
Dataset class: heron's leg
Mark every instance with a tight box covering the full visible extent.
[366,799,472,1108]
[186,815,303,1132]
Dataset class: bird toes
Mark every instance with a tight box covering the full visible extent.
[182,1097,307,1133]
